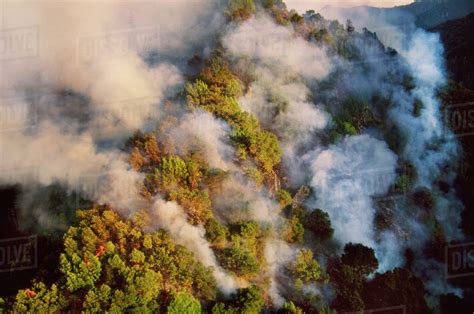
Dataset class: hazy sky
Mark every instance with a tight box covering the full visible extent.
[285,0,414,11]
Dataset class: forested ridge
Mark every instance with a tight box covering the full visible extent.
[0,0,472,313]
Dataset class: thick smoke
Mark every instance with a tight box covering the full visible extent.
[222,2,466,303]
[222,14,334,303]
[223,15,331,187]
[223,15,332,81]
[393,30,463,240]
[264,239,297,307]
[0,0,467,306]
[165,110,236,171]
[310,4,464,298]
[150,199,238,294]
[211,173,281,224]
[0,0,238,292]
[0,0,219,201]
[304,135,399,270]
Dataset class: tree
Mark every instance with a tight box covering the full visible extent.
[158,155,189,186]
[346,19,355,33]
[362,268,431,314]
[306,208,333,240]
[283,216,304,244]
[329,263,365,312]
[211,285,264,314]
[11,207,217,312]
[212,302,238,314]
[289,249,323,284]
[279,301,303,313]
[254,130,282,174]
[170,187,212,225]
[276,189,292,209]
[289,10,304,24]
[167,292,202,314]
[129,147,145,170]
[236,285,264,314]
[12,283,67,313]
[187,57,282,177]
[424,219,447,262]
[217,247,259,276]
[341,243,378,276]
[227,0,256,22]
[205,218,229,248]
[329,243,379,312]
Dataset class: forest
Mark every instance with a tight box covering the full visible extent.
[0,0,473,313]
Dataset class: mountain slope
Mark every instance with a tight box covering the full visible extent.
[431,12,474,90]
[321,0,474,29]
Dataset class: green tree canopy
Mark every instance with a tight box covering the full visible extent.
[341,243,378,276]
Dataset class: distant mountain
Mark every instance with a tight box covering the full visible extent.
[321,0,474,29]
[431,12,474,90]
[399,0,474,28]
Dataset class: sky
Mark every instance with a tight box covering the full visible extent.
[285,0,414,11]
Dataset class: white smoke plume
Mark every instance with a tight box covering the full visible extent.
[305,135,400,270]
[0,0,237,293]
[238,67,329,142]
[0,0,468,306]
[292,2,465,298]
[150,199,238,294]
[264,239,297,307]
[223,15,332,81]
[0,0,221,192]
[391,29,463,240]
[223,14,332,189]
[166,110,236,171]
[211,173,281,224]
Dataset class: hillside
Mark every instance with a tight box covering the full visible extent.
[431,12,474,90]
[0,0,471,313]
[321,0,474,29]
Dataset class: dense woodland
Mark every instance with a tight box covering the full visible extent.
[0,0,473,313]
